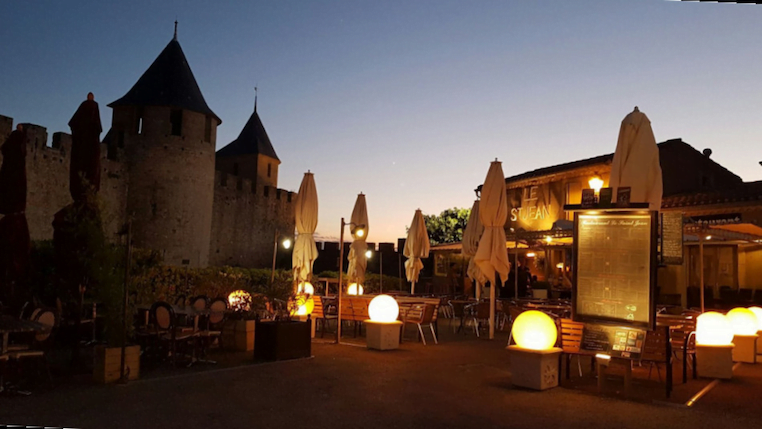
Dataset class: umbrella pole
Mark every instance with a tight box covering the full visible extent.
[411,280,415,295]
[700,235,705,313]
[337,218,345,343]
[490,273,496,339]
[514,237,519,299]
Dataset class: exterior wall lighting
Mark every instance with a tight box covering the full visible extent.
[588,176,604,193]
[705,235,712,241]
[365,249,373,259]
[556,263,564,269]
[368,295,399,323]
[526,252,536,258]
[545,236,552,244]
[282,238,292,249]
[347,283,364,296]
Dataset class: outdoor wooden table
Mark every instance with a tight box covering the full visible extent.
[0,315,50,354]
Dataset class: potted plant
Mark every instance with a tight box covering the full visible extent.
[221,288,260,352]
[253,271,312,362]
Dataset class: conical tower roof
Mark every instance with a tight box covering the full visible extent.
[108,37,220,123]
[216,108,279,161]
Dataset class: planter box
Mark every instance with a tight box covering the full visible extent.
[94,345,140,384]
[254,320,312,362]
[222,320,256,352]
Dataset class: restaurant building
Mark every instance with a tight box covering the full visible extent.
[433,138,762,306]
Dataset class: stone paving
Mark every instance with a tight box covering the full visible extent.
[1,325,760,429]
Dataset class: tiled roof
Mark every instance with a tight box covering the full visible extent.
[662,181,762,209]
[109,38,220,123]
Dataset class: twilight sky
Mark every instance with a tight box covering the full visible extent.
[2,1,761,244]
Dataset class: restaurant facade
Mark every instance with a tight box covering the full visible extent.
[432,138,762,307]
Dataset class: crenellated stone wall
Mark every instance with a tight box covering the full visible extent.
[209,170,295,268]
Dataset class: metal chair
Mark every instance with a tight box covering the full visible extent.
[150,302,196,365]
[404,303,438,345]
[8,309,57,388]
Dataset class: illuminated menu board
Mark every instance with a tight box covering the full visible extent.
[573,212,657,329]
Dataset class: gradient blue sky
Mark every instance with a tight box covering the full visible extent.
[2,1,761,244]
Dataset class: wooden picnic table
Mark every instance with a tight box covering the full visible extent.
[0,315,50,354]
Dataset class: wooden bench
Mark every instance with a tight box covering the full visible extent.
[311,296,337,338]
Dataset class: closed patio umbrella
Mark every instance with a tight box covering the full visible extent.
[292,171,319,285]
[474,160,512,339]
[462,200,487,299]
[609,106,663,211]
[404,209,430,294]
[346,193,369,288]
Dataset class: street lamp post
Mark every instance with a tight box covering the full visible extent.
[271,230,292,285]
[337,218,365,343]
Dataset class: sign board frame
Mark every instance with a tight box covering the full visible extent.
[571,209,658,331]
[659,212,684,266]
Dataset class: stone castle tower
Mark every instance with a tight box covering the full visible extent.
[215,101,280,189]
[107,33,221,267]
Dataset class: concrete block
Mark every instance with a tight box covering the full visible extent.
[732,335,757,364]
[508,346,562,390]
[697,344,734,379]
[365,320,402,351]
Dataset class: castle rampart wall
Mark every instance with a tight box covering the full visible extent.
[209,170,295,268]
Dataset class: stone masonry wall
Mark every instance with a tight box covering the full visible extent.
[209,170,295,268]
[0,117,128,241]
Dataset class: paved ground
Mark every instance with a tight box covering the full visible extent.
[2,325,761,429]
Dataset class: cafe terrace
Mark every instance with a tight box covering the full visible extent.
[432,138,762,309]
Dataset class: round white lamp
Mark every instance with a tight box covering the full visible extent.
[727,307,758,363]
[364,294,402,351]
[508,310,562,390]
[298,281,314,296]
[368,295,399,323]
[696,311,736,378]
[347,283,364,296]
[511,310,558,351]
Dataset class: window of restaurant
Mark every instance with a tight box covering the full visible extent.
[688,245,738,289]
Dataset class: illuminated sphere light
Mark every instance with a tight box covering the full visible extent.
[511,310,557,351]
[347,283,364,296]
[748,307,762,331]
[295,297,315,316]
[297,282,314,296]
[696,311,734,346]
[282,238,292,249]
[726,308,759,336]
[227,290,252,312]
[368,295,399,323]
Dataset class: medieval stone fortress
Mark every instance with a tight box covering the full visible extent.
[0,34,295,268]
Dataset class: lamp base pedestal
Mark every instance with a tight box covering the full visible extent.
[365,320,402,351]
[508,346,562,390]
[732,335,757,363]
[696,344,734,379]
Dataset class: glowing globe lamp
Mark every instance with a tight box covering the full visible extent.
[347,283,364,296]
[726,308,759,336]
[748,307,762,331]
[297,281,314,296]
[228,290,252,312]
[295,297,315,316]
[368,295,399,323]
[696,312,734,346]
[511,310,557,351]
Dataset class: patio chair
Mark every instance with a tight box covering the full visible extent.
[198,297,227,361]
[640,326,673,398]
[669,314,697,383]
[312,296,338,338]
[174,295,187,306]
[150,301,197,365]
[471,302,491,337]
[559,318,587,379]
[403,303,438,345]
[191,295,209,311]
[506,304,525,346]
[8,309,57,387]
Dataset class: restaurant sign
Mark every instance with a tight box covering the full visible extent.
[508,183,564,231]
